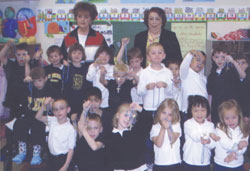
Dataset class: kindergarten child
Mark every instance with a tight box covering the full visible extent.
[137,42,173,113]
[62,43,92,120]
[116,37,143,105]
[182,95,215,171]
[207,45,244,124]
[104,103,153,170]
[12,67,56,165]
[0,41,31,118]
[179,50,208,123]
[36,98,76,171]
[150,98,182,171]
[44,45,65,96]
[87,46,114,108]
[212,99,249,171]
[76,112,105,171]
[100,63,135,113]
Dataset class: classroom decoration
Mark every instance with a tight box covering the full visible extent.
[121,0,175,3]
[211,29,250,41]
[16,8,37,37]
[172,23,207,57]
[82,0,108,2]
[36,6,250,23]
[44,21,70,34]
[2,7,18,38]
[56,0,76,3]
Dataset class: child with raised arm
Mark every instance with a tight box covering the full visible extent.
[207,45,244,124]
[100,63,135,113]
[76,103,105,171]
[104,102,152,170]
[36,98,76,171]
[87,46,114,108]
[117,37,143,105]
[212,99,249,170]
[150,98,182,171]
[182,95,215,171]
[0,41,31,117]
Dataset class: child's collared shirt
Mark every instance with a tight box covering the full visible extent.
[131,68,143,105]
[180,53,208,113]
[47,116,76,156]
[150,122,182,165]
[214,126,249,168]
[137,64,173,111]
[183,118,215,166]
[87,63,114,108]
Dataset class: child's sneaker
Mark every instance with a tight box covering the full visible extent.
[30,155,42,165]
[12,141,26,164]
[12,153,26,164]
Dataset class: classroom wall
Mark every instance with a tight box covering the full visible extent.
[0,0,250,65]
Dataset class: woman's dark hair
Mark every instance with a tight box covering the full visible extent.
[94,46,114,64]
[73,2,98,22]
[68,43,86,61]
[187,95,210,119]
[144,7,166,28]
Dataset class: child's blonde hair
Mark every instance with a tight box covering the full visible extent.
[154,99,180,124]
[113,63,128,75]
[112,103,137,129]
[218,99,249,138]
[146,42,164,55]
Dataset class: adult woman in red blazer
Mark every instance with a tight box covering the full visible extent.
[134,7,182,67]
[61,2,107,62]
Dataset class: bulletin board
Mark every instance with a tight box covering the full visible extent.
[171,22,207,57]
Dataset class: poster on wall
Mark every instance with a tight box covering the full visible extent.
[55,0,76,3]
[183,0,214,2]
[172,22,207,57]
[82,0,108,2]
[121,0,175,3]
[44,21,70,34]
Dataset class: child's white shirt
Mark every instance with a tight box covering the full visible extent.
[86,63,114,108]
[183,118,215,166]
[179,53,208,113]
[137,64,173,111]
[131,68,143,105]
[214,126,249,168]
[150,122,182,165]
[47,116,76,156]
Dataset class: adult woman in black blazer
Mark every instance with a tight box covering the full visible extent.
[134,7,182,67]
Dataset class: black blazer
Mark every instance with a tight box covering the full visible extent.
[134,29,182,67]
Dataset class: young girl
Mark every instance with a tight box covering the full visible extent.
[104,103,153,171]
[183,95,215,171]
[62,43,92,121]
[86,46,114,108]
[207,45,244,124]
[150,98,181,171]
[212,99,249,171]
[179,50,208,123]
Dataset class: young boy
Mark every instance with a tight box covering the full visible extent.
[12,67,57,165]
[76,113,105,171]
[82,87,113,136]
[137,42,173,113]
[36,98,76,171]
[166,58,181,107]
[100,63,136,113]
[0,41,31,118]
[117,37,143,105]
[235,54,250,122]
[44,45,65,96]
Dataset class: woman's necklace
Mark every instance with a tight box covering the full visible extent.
[148,31,160,43]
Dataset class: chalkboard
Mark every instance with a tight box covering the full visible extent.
[94,21,171,54]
